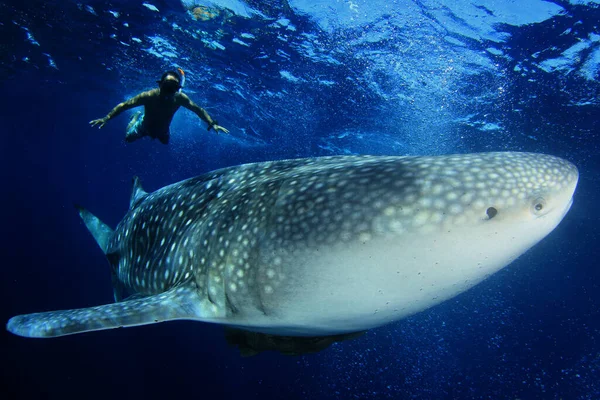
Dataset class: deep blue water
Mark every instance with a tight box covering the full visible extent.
[1,0,599,399]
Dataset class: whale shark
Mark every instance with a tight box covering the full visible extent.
[7,152,578,354]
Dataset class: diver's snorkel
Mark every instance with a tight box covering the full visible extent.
[177,68,186,92]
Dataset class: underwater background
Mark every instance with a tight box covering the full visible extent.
[1,0,599,399]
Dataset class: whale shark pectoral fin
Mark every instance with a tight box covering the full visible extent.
[6,282,224,338]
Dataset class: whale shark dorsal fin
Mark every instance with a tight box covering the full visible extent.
[6,282,225,338]
[75,204,113,254]
[130,176,148,209]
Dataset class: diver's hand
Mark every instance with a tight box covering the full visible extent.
[89,117,108,129]
[213,125,229,135]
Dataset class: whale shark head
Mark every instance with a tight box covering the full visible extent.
[370,151,578,251]
[6,152,578,343]
[247,152,579,334]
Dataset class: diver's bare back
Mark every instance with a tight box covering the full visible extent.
[139,89,182,136]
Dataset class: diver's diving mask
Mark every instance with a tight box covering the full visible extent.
[160,80,181,95]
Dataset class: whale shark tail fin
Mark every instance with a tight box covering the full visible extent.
[129,176,148,209]
[75,204,114,254]
[7,282,224,338]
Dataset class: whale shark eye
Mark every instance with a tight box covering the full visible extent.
[532,197,547,215]
[486,207,498,219]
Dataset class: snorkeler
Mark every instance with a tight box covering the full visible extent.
[89,69,229,144]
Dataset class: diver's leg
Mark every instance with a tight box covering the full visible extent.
[126,111,142,131]
[125,112,145,143]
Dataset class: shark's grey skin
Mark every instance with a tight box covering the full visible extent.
[7,152,578,341]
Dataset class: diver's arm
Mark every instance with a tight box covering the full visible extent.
[178,93,229,134]
[106,92,151,120]
[178,93,214,125]
[89,91,152,129]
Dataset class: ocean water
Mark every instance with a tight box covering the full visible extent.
[1,0,599,399]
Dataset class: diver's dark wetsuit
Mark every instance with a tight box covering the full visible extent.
[126,91,181,145]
